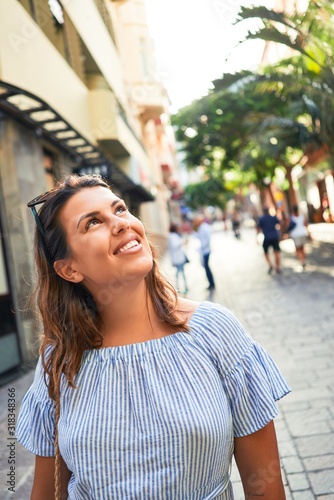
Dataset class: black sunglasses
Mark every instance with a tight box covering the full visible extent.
[27,189,57,243]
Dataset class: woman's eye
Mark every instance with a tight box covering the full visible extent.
[86,219,100,229]
[115,204,128,214]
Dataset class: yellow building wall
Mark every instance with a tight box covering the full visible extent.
[88,86,153,188]
[62,0,127,109]
[0,0,94,143]
[0,0,178,248]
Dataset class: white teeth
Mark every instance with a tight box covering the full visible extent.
[118,240,139,253]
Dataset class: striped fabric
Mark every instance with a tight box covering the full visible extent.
[17,302,290,499]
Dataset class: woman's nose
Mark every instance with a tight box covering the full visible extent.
[110,216,130,235]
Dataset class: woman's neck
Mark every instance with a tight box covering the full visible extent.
[96,282,169,347]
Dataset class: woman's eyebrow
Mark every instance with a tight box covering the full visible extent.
[77,211,100,229]
[76,200,123,229]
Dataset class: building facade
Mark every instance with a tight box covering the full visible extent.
[0,0,181,378]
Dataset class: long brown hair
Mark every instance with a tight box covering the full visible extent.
[31,174,188,497]
[34,173,188,394]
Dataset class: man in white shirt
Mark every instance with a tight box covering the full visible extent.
[193,215,216,290]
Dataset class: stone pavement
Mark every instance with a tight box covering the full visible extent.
[162,222,334,500]
[0,222,333,499]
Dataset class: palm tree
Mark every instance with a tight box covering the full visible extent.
[235,2,334,172]
[173,61,319,209]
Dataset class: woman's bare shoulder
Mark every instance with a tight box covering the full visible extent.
[177,297,201,322]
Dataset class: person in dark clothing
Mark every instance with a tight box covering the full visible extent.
[231,210,241,239]
[257,207,281,274]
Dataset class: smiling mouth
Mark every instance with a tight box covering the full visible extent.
[116,240,139,254]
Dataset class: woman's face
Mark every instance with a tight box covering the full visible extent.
[56,186,153,296]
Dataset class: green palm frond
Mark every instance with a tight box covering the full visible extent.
[235,6,297,31]
[212,71,254,91]
[245,27,323,68]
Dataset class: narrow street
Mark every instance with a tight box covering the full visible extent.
[162,222,334,499]
[0,223,333,499]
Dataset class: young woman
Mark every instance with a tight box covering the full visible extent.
[17,174,290,499]
[289,205,310,269]
[168,223,189,292]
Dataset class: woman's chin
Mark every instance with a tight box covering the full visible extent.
[114,256,154,287]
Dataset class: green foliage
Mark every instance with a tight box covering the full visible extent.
[172,59,316,200]
[235,2,334,159]
[184,176,232,210]
[172,2,334,208]
[236,3,334,68]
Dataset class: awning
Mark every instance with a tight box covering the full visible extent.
[0,81,154,203]
[73,164,154,203]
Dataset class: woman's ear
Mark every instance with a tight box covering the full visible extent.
[53,259,84,283]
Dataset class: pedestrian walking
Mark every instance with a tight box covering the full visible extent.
[192,214,216,290]
[17,174,290,499]
[276,208,289,240]
[168,222,189,292]
[288,204,310,270]
[257,206,281,274]
[231,209,241,239]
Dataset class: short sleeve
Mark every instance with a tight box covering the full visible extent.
[191,302,291,437]
[16,356,56,456]
[222,341,291,437]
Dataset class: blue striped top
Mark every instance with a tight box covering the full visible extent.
[17,302,290,499]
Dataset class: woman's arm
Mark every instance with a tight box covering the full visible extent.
[31,455,71,500]
[234,420,286,499]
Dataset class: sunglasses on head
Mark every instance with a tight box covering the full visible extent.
[27,189,57,244]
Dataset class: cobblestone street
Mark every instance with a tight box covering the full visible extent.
[164,222,334,499]
[0,223,333,499]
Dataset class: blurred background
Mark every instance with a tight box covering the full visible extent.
[0,0,333,381]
